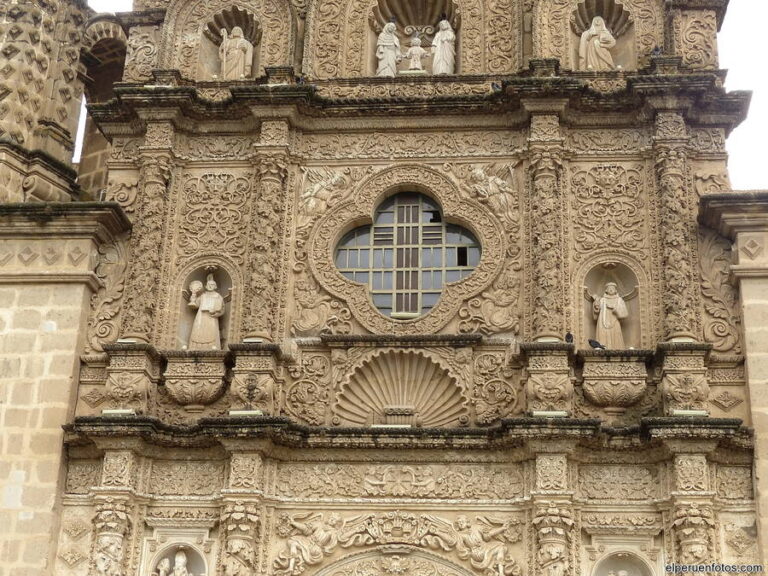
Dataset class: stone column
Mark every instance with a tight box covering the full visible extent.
[220,444,264,575]
[653,111,699,341]
[700,192,768,561]
[243,153,289,342]
[120,122,174,342]
[531,447,575,576]
[525,107,566,341]
[0,204,129,575]
[668,447,717,563]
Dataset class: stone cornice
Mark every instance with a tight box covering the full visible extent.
[699,191,768,238]
[88,70,750,136]
[0,203,131,243]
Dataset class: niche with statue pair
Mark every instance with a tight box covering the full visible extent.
[371,0,459,76]
[177,267,232,351]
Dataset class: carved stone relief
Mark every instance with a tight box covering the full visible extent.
[670,10,718,70]
[161,0,293,79]
[308,165,505,335]
[305,0,521,79]
[698,227,742,355]
[534,0,662,69]
[124,26,159,82]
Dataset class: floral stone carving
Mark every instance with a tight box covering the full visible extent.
[581,352,649,418]
[162,351,228,410]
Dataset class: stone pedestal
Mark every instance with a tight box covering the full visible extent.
[103,343,161,415]
[656,343,712,416]
[522,343,574,415]
[580,350,651,420]
[162,350,229,411]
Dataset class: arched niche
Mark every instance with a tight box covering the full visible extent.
[150,544,208,576]
[534,0,663,71]
[78,16,127,198]
[160,0,294,80]
[581,261,642,349]
[592,551,655,576]
[304,0,522,78]
[176,266,233,351]
[571,0,636,70]
[366,0,461,75]
[198,7,263,80]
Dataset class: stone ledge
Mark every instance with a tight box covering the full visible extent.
[321,334,482,347]
[0,202,131,241]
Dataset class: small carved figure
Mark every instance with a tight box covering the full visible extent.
[592,282,628,348]
[432,19,456,74]
[156,558,171,576]
[274,513,342,575]
[172,550,191,576]
[188,274,225,350]
[455,516,516,576]
[579,16,616,71]
[404,36,428,71]
[219,27,254,79]
[376,22,401,77]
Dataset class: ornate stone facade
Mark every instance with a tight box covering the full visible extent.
[0,0,765,574]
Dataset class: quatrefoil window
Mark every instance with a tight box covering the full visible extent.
[335,193,481,319]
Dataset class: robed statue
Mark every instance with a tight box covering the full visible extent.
[219,26,254,79]
[187,274,225,350]
[579,16,616,71]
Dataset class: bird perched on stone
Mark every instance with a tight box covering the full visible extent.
[588,339,606,349]
[565,331,573,343]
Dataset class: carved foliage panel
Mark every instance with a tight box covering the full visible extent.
[697,227,742,355]
[670,10,718,70]
[534,0,663,68]
[570,163,649,261]
[162,0,293,78]
[124,25,160,82]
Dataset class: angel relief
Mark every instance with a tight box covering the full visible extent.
[273,512,522,576]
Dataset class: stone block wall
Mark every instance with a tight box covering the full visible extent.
[0,204,130,575]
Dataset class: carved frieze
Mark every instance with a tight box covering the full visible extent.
[275,463,524,499]
[149,461,224,496]
[578,464,658,501]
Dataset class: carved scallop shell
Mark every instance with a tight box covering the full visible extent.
[371,0,458,34]
[204,7,262,47]
[334,350,469,428]
[570,0,633,38]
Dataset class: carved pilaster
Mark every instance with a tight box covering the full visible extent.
[121,124,173,342]
[102,343,161,414]
[229,344,280,413]
[666,8,719,70]
[658,343,711,415]
[243,154,289,341]
[671,502,716,564]
[522,343,573,414]
[532,501,574,576]
[221,449,263,576]
[654,112,698,341]
[89,496,132,576]
[527,113,565,341]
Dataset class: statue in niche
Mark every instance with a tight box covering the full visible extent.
[187,274,225,350]
[432,19,456,74]
[591,282,628,348]
[404,36,429,71]
[156,558,171,576]
[171,550,191,576]
[219,26,253,79]
[578,16,616,71]
[376,22,401,77]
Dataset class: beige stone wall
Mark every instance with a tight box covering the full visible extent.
[739,277,768,561]
[0,282,90,576]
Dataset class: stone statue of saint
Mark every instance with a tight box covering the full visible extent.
[592,282,628,348]
[172,550,190,576]
[376,22,401,77]
[219,26,253,80]
[404,36,428,71]
[188,274,225,350]
[432,19,456,75]
[579,16,616,71]
[156,558,171,576]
